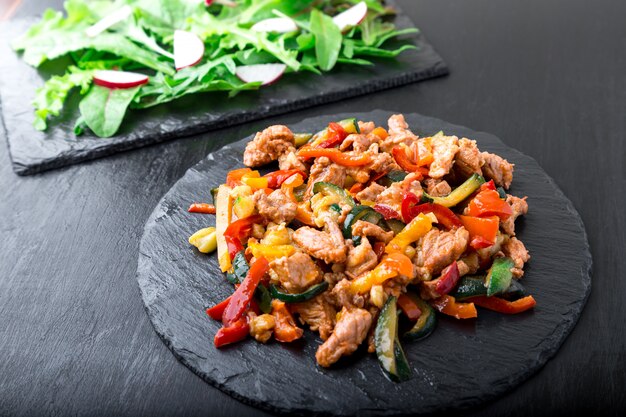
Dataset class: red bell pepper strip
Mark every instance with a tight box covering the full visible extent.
[318,122,348,148]
[297,147,371,166]
[467,189,513,220]
[434,261,461,295]
[405,202,463,229]
[206,295,232,320]
[481,180,497,191]
[401,192,420,223]
[430,294,478,319]
[222,257,270,326]
[214,317,249,348]
[374,204,402,220]
[459,215,499,249]
[469,295,536,314]
[392,146,421,172]
[271,299,303,342]
[349,182,365,195]
[263,169,307,188]
[397,293,422,321]
[188,203,216,214]
[223,214,265,260]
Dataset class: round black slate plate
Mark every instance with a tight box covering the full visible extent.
[136,111,591,416]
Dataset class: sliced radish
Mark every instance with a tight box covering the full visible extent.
[251,17,298,33]
[85,5,133,38]
[93,70,149,89]
[332,1,368,32]
[235,64,287,86]
[174,30,205,70]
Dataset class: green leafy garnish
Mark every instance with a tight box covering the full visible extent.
[14,0,419,137]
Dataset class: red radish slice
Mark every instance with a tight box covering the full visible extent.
[332,1,368,32]
[235,64,287,86]
[85,5,133,38]
[174,30,205,70]
[93,70,149,89]
[251,17,298,33]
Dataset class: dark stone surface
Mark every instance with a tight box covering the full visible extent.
[136,110,591,416]
[0,2,447,176]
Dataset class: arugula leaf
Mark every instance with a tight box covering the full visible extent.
[353,44,417,58]
[32,66,93,131]
[309,9,342,71]
[78,85,141,137]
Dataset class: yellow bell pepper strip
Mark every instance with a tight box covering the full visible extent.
[385,213,432,254]
[297,147,372,166]
[215,185,233,272]
[430,294,478,319]
[248,242,296,261]
[351,253,414,293]
[240,171,269,190]
[188,227,217,253]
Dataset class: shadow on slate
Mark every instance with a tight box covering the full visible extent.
[0,2,448,176]
[136,110,592,416]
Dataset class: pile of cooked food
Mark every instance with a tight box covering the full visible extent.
[187,114,533,381]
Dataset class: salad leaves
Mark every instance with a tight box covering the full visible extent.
[14,0,419,138]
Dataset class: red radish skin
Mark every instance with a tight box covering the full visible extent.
[333,1,368,32]
[235,64,287,86]
[93,70,149,89]
[174,30,205,71]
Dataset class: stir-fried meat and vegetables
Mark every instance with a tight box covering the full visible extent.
[188,115,534,381]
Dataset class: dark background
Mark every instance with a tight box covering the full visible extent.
[0,0,624,416]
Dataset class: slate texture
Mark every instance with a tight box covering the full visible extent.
[0,3,447,175]
[136,111,592,416]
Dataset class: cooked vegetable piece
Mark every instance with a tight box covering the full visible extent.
[222,257,269,326]
[272,299,303,342]
[485,257,515,296]
[402,292,437,341]
[375,296,411,381]
[385,213,432,254]
[269,281,329,303]
[188,227,217,253]
[294,133,313,147]
[188,203,216,214]
[215,185,233,272]
[351,253,413,293]
[459,215,499,249]
[430,295,478,319]
[467,188,513,219]
[297,148,372,166]
[376,170,408,187]
[469,295,536,314]
[422,173,486,208]
[312,181,356,208]
[451,275,527,301]
[342,205,385,239]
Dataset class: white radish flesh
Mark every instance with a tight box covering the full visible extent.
[332,1,368,32]
[251,17,298,33]
[235,64,287,86]
[174,30,205,70]
[85,5,133,38]
[93,70,149,89]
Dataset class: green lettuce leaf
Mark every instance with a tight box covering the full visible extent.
[78,84,141,137]
[309,9,342,71]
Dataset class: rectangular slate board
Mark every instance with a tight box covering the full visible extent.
[0,4,448,175]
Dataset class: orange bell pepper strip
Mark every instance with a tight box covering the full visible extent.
[372,126,388,140]
[350,252,414,293]
[417,138,433,166]
[188,203,216,214]
[459,215,500,249]
[271,299,303,342]
[397,294,422,321]
[226,168,253,187]
[294,203,316,226]
[467,189,513,220]
[430,294,478,319]
[469,295,536,314]
[297,147,371,166]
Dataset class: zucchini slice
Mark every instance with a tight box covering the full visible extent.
[342,205,385,239]
[377,170,408,187]
[375,296,412,382]
[422,173,486,208]
[451,275,527,301]
[294,133,313,147]
[486,257,515,296]
[269,281,329,303]
[385,219,406,235]
[312,181,356,208]
[403,292,437,341]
